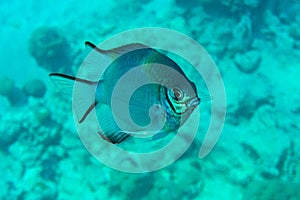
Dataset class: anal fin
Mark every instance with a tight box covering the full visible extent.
[100,131,130,144]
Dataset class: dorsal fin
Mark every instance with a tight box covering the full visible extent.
[85,41,150,57]
[79,41,150,82]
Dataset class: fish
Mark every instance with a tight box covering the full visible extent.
[49,41,201,144]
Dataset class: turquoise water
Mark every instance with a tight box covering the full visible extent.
[1,0,300,199]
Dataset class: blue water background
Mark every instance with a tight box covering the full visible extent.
[0,0,299,199]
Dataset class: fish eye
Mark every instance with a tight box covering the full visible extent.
[171,87,184,101]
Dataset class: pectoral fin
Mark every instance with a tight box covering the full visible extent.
[95,104,131,143]
[150,131,170,141]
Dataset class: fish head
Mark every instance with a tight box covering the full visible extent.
[165,80,200,121]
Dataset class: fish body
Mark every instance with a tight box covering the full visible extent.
[50,42,200,143]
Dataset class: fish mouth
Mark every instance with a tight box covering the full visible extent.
[187,96,200,107]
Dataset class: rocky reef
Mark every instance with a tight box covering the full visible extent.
[22,79,46,98]
[28,27,73,73]
[0,76,47,107]
[1,0,300,199]
[0,76,27,106]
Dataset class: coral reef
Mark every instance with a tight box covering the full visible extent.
[1,0,300,199]
[22,79,47,98]
[243,180,300,200]
[0,76,27,106]
[234,50,261,74]
[227,93,274,125]
[151,159,204,199]
[28,27,73,73]
[0,77,47,106]
[0,119,20,152]
[0,97,69,199]
[108,172,154,200]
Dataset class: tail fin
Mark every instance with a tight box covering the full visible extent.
[49,73,98,123]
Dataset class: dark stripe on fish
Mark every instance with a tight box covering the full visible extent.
[165,88,177,113]
[106,131,130,144]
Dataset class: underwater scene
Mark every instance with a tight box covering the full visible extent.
[1,0,300,199]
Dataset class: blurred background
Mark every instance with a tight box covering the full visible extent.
[0,0,299,199]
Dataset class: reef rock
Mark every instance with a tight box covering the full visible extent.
[0,76,27,106]
[22,79,46,98]
[234,50,261,74]
[28,27,73,72]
